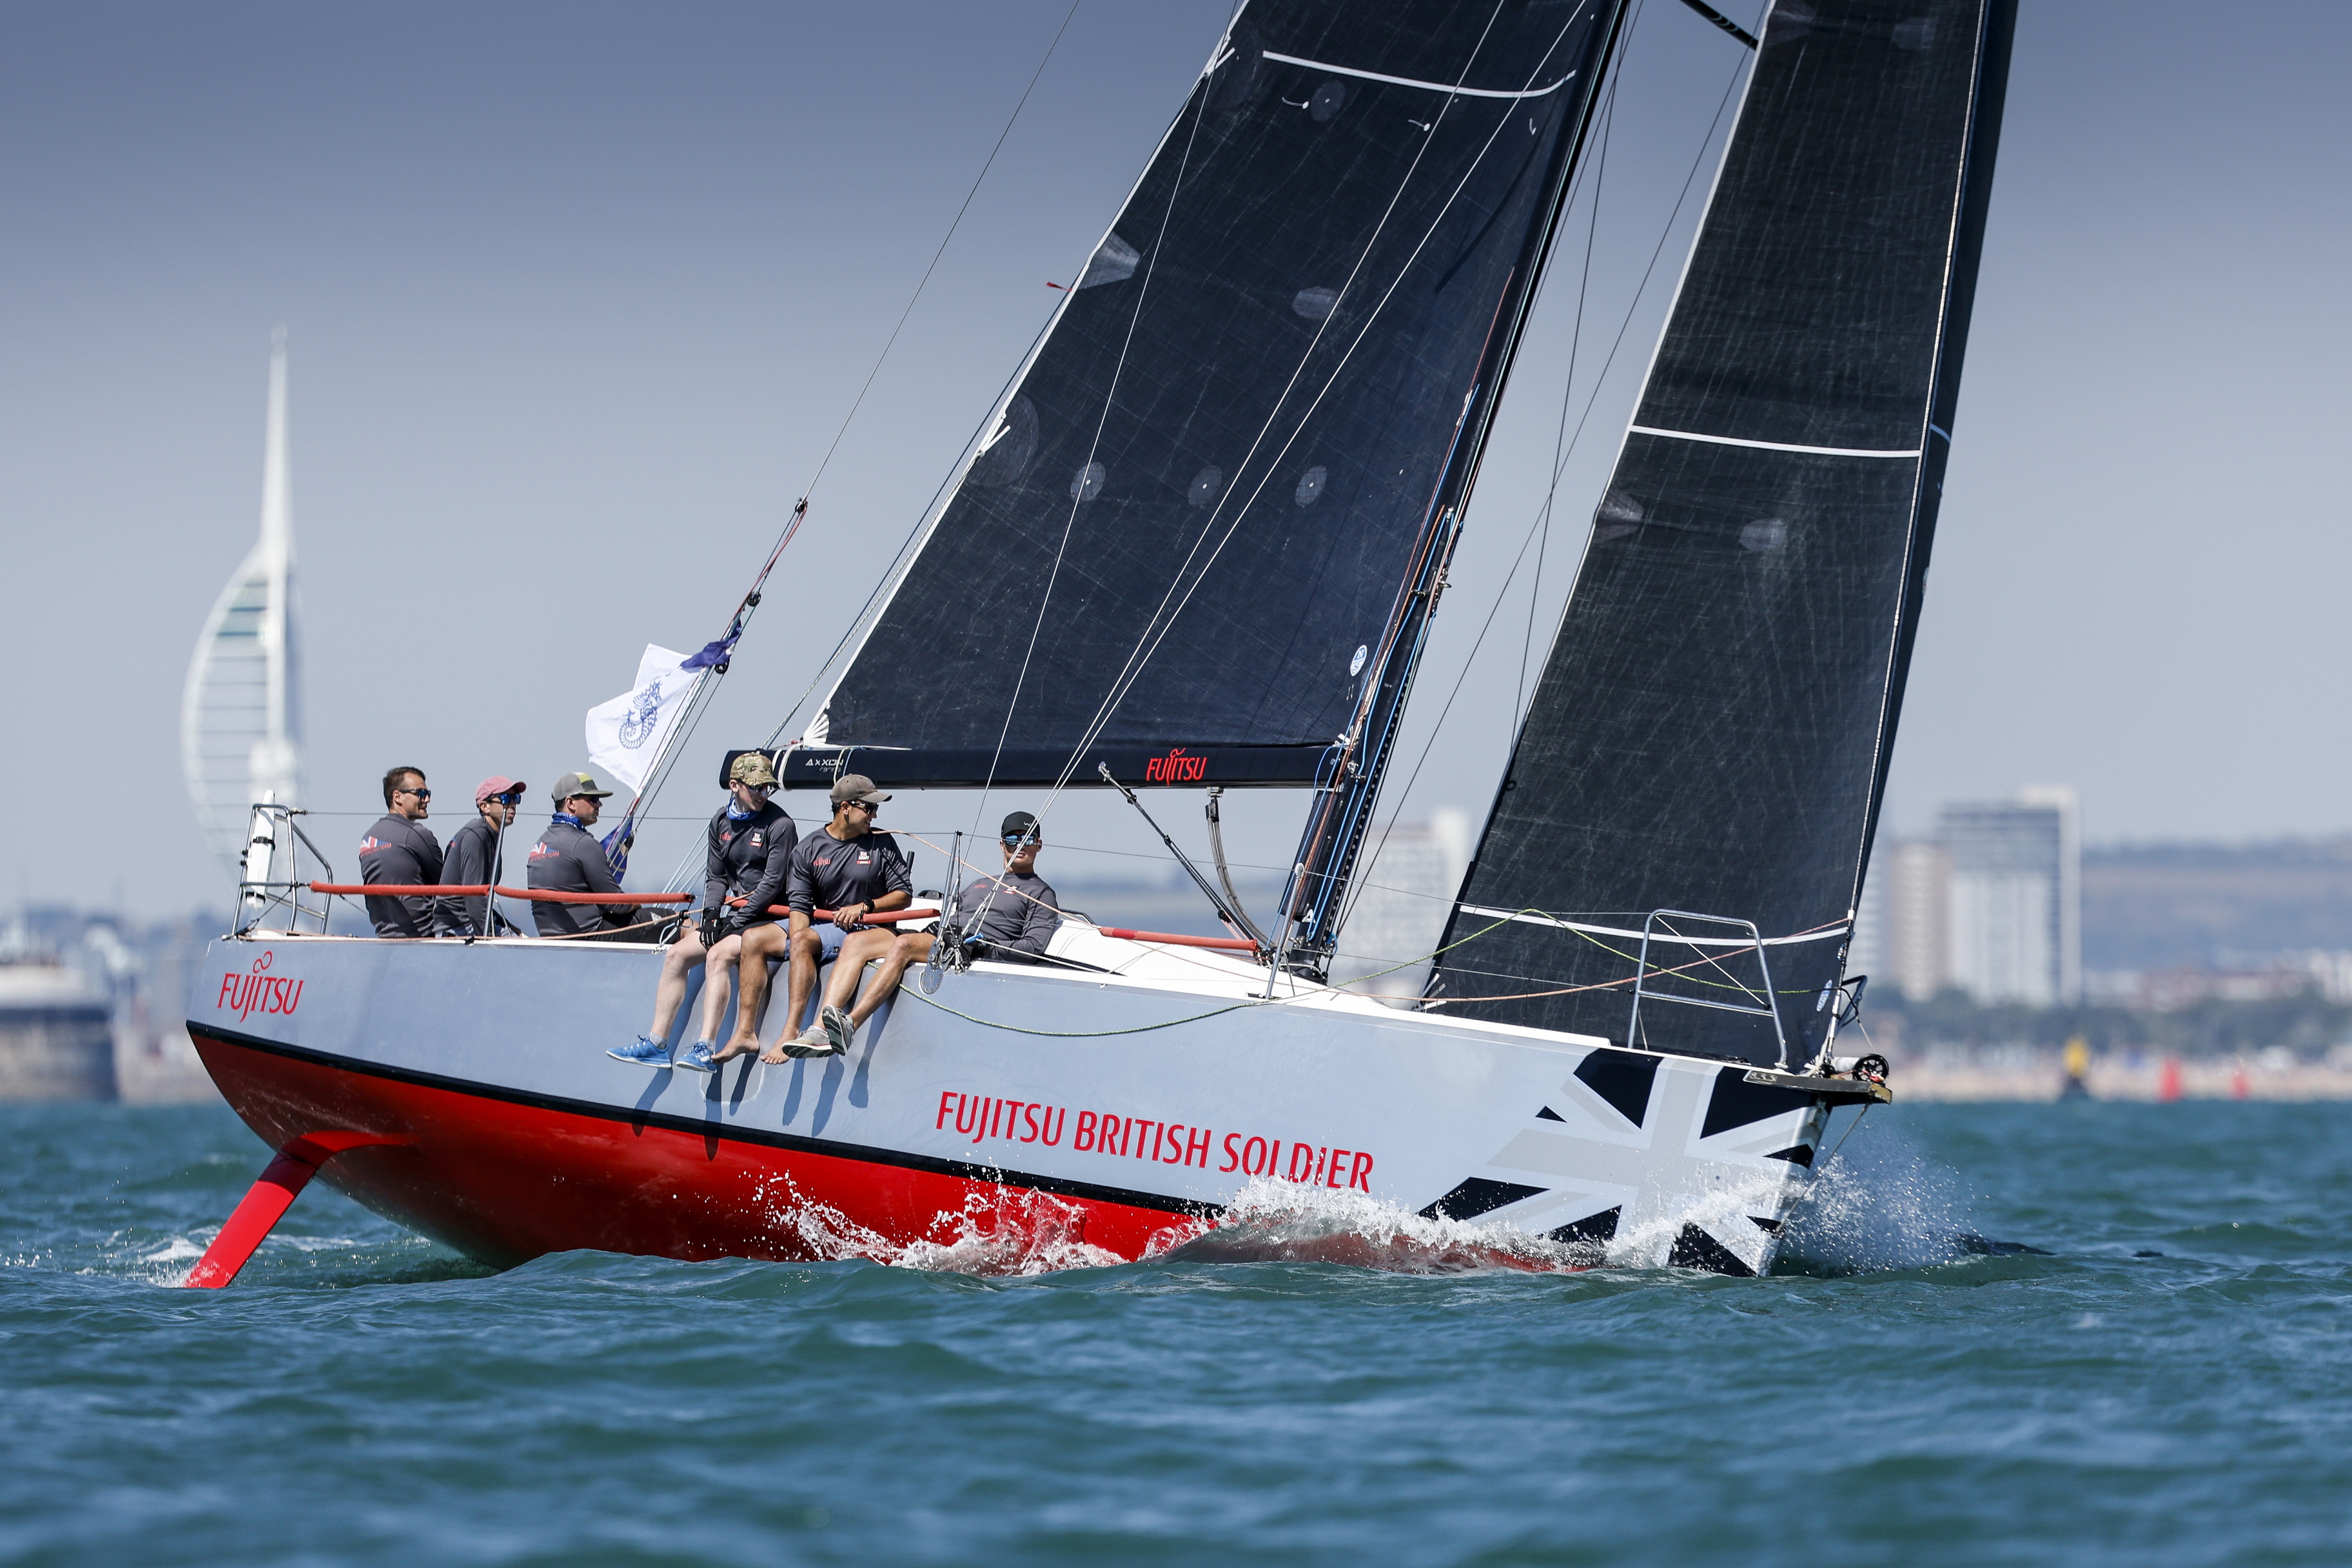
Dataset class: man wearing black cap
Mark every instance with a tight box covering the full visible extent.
[525,770,646,939]
[728,773,914,1062]
[941,810,1062,963]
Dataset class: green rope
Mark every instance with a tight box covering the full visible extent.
[904,988,1266,1037]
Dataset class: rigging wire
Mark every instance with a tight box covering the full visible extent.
[622,1,1086,864]
[1030,1,1577,821]
[794,0,1087,510]
[1333,30,1750,941]
[967,19,1225,843]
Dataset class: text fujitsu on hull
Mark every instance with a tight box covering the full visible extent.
[937,1090,1377,1191]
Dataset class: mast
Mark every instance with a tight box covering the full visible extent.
[1271,0,1633,979]
[783,1,1630,798]
[1427,0,2018,1064]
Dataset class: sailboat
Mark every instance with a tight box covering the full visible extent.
[185,0,2013,1284]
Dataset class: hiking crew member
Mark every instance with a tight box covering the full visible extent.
[943,810,1061,963]
[729,774,913,1063]
[438,776,525,937]
[526,772,644,939]
[611,754,798,1072]
[358,767,444,937]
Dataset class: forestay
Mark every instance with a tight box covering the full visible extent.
[1429,0,2018,1064]
[798,0,1622,790]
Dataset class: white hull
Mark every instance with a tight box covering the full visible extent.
[189,925,1848,1275]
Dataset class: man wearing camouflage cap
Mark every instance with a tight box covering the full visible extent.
[611,752,799,1071]
[725,773,914,1062]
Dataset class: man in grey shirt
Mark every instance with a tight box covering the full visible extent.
[946,810,1061,962]
[525,772,645,939]
[438,775,525,937]
[358,766,443,937]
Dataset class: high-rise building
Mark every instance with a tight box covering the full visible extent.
[1886,838,1953,1001]
[182,330,302,866]
[1332,808,1471,1001]
[1938,787,2080,1005]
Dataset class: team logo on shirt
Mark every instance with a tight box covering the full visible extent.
[358,835,384,856]
[529,840,557,861]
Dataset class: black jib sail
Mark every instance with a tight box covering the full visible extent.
[792,0,1623,792]
[1428,0,2017,1065]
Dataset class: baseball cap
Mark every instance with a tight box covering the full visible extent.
[551,770,615,803]
[1001,810,1041,843]
[829,774,892,805]
[729,752,779,787]
[474,775,527,805]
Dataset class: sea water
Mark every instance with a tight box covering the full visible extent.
[1,1098,2346,1566]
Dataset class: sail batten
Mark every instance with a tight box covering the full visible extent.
[1428,0,2017,1065]
[800,1,1623,792]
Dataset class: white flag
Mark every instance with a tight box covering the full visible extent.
[585,644,700,794]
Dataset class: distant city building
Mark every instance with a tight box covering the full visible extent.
[182,329,302,868]
[1886,839,1952,1001]
[1859,787,2081,1006]
[1333,809,1471,1001]
[1943,787,2079,1006]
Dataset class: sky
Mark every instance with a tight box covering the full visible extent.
[3,1,2347,919]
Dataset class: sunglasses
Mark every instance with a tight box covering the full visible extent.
[485,792,522,806]
[843,799,878,813]
[740,780,775,794]
[398,787,432,799]
[1002,834,1039,848]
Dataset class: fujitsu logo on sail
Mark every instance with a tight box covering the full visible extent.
[217,950,302,1023]
[1144,747,1206,783]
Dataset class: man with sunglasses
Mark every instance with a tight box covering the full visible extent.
[437,776,527,938]
[526,771,646,939]
[612,752,799,1070]
[728,774,913,1062]
[358,766,445,937]
[941,810,1062,963]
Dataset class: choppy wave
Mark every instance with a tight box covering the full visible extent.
[1777,1110,1978,1273]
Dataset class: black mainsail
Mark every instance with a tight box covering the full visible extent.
[1428,0,2017,1064]
[790,1,1624,792]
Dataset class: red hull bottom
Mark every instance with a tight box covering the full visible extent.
[190,1029,1203,1271]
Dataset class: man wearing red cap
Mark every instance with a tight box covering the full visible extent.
[437,776,527,937]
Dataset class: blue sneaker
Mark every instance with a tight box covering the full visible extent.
[672,1041,718,1074]
[607,1034,672,1068]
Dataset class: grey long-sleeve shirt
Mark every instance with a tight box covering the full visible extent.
[954,869,1061,957]
[358,814,444,937]
[525,816,636,937]
[705,802,798,932]
[437,816,512,936]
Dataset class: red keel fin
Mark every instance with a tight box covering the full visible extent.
[184,1131,409,1289]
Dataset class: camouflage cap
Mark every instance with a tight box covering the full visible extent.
[551,770,614,803]
[729,752,778,787]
